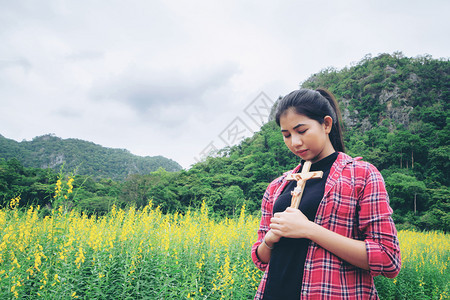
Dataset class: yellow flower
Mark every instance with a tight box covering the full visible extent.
[9,196,20,209]
[54,179,62,198]
[75,247,85,267]
[67,176,74,194]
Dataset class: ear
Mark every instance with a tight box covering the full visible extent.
[323,116,333,134]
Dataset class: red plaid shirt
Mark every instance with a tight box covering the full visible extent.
[251,153,401,299]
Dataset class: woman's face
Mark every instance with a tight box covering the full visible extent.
[279,108,335,163]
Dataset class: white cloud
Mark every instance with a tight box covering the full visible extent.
[90,62,241,116]
[0,0,448,169]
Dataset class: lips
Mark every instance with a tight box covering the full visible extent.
[296,149,308,156]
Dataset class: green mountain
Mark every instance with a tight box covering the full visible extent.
[0,134,182,180]
[299,52,449,178]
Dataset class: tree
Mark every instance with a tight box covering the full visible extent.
[222,185,246,216]
[385,173,427,214]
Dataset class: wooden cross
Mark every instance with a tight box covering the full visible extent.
[286,161,323,209]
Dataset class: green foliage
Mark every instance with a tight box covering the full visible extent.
[77,196,118,215]
[384,172,427,214]
[0,158,56,209]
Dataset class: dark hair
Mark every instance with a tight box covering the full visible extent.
[275,88,345,152]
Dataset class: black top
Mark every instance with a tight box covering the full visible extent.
[262,152,338,300]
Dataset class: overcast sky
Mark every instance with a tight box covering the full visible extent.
[1,0,449,169]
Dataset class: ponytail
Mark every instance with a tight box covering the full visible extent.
[275,88,346,153]
[316,88,345,153]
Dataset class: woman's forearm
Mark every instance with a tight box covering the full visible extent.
[307,222,369,270]
[257,241,272,264]
[256,230,279,264]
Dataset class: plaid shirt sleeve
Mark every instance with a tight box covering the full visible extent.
[251,176,282,271]
[358,162,401,278]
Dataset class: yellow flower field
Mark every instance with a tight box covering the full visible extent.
[0,201,449,299]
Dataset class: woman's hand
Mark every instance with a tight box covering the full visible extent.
[264,229,282,246]
[269,207,313,239]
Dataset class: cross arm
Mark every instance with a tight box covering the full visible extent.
[286,171,323,181]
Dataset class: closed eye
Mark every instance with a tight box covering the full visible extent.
[282,129,307,138]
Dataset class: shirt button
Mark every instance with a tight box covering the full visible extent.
[304,263,309,269]
[316,215,322,221]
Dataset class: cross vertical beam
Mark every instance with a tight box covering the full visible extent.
[286,161,323,209]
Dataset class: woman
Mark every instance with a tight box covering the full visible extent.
[251,88,401,299]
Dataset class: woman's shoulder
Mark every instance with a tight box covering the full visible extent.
[336,152,384,181]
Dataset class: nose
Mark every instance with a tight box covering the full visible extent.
[291,133,303,148]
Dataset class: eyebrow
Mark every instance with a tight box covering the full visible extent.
[280,123,306,132]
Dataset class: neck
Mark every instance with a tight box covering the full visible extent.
[311,143,335,163]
